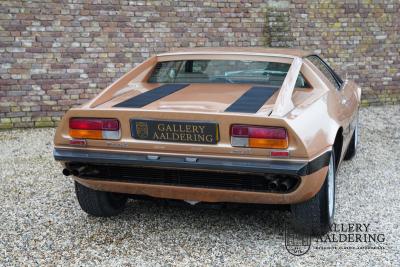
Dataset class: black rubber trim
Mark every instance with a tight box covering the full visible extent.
[114,83,189,108]
[298,150,331,175]
[225,86,280,113]
[54,149,331,176]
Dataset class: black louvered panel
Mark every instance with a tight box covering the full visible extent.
[77,164,299,193]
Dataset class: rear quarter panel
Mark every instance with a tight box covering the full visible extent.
[287,59,360,161]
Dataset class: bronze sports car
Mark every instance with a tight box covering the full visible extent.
[54,48,361,234]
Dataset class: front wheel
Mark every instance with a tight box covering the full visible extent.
[291,151,336,235]
[75,181,128,217]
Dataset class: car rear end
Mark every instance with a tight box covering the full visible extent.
[54,50,330,207]
[54,105,329,206]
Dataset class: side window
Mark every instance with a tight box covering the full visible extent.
[307,55,342,90]
[295,73,311,88]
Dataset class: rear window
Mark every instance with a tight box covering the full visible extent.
[148,60,310,88]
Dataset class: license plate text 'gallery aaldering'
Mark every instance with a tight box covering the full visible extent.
[131,119,219,144]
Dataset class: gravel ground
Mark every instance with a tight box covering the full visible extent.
[0,105,399,266]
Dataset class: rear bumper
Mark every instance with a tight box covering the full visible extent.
[54,149,330,176]
[54,148,330,204]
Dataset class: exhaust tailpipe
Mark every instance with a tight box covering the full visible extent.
[268,179,279,190]
[62,169,71,176]
[279,178,296,192]
[63,166,88,177]
[71,166,86,176]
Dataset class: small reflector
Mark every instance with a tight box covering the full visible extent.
[271,151,289,157]
[69,139,87,146]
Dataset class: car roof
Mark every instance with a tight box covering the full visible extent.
[157,47,313,58]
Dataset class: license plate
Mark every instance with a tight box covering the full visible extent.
[131,119,219,144]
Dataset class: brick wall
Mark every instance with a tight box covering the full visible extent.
[0,1,399,129]
[267,1,400,106]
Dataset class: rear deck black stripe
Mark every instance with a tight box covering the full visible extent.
[225,86,280,113]
[114,83,190,108]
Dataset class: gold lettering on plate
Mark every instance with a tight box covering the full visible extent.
[198,125,205,134]
[150,122,214,143]
[157,123,165,132]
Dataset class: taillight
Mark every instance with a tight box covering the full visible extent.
[230,125,288,149]
[69,118,120,140]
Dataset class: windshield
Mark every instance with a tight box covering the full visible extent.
[148,60,310,88]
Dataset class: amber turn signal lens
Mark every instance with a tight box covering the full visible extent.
[249,138,288,149]
[69,129,103,139]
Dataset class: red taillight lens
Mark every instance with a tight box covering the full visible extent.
[249,127,287,139]
[69,118,119,131]
[231,125,288,149]
[69,118,120,140]
[231,125,287,139]
[231,126,249,137]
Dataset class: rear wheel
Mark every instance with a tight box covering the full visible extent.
[344,118,358,160]
[291,151,336,235]
[75,181,127,217]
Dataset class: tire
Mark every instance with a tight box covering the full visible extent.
[75,181,127,217]
[291,151,336,235]
[344,118,358,160]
